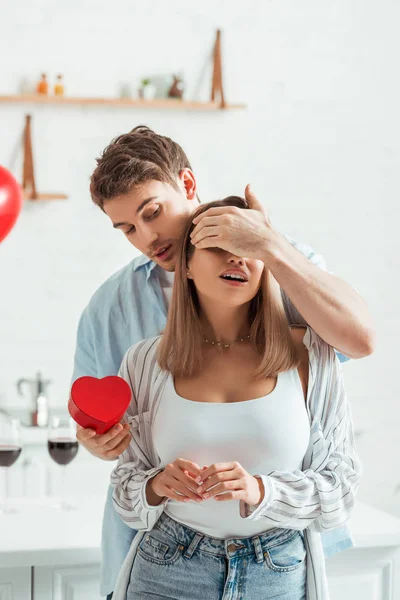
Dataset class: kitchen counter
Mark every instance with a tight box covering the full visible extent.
[0,495,105,568]
[1,496,400,568]
[1,497,400,600]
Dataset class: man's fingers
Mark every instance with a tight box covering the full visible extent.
[244,183,265,214]
[102,429,131,452]
[76,427,96,443]
[192,206,232,225]
[191,226,220,246]
[190,215,229,240]
[104,434,132,459]
[76,422,130,451]
[91,423,128,448]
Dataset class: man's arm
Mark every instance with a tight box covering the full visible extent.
[263,232,375,359]
[190,185,375,360]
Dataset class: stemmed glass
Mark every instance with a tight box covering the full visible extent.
[0,416,22,514]
[47,416,79,510]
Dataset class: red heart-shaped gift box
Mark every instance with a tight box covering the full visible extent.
[69,376,131,434]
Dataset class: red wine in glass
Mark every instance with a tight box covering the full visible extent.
[0,445,22,467]
[0,418,22,514]
[48,439,79,466]
[47,416,79,510]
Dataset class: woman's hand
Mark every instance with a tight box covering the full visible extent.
[148,459,206,504]
[196,461,265,506]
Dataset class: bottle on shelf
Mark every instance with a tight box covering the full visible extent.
[16,372,52,427]
[36,73,48,95]
[54,74,64,96]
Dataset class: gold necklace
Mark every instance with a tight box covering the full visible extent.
[204,334,250,349]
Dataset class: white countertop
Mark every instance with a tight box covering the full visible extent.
[0,495,105,568]
[1,496,400,568]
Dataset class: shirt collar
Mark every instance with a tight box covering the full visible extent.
[132,253,154,272]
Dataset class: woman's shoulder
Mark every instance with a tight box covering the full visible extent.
[122,336,163,370]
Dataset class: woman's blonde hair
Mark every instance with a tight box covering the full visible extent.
[157,196,300,379]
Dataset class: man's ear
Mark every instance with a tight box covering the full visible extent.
[179,168,197,201]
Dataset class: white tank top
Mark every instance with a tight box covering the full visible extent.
[153,367,310,539]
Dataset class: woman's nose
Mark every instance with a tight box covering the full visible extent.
[228,254,244,265]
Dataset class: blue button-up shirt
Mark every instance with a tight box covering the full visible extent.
[71,239,353,597]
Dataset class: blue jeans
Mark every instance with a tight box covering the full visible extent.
[127,511,307,600]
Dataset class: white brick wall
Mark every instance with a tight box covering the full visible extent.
[0,1,399,515]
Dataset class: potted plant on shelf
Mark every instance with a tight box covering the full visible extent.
[139,78,156,100]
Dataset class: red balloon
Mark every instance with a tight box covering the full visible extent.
[0,166,23,243]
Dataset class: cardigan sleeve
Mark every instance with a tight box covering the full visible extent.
[240,332,362,531]
[110,343,168,531]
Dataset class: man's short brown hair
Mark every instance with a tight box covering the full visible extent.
[90,125,194,210]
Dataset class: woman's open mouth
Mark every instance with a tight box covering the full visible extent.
[219,273,249,287]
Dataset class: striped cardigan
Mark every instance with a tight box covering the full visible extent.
[110,327,362,600]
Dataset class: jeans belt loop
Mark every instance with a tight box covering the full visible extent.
[252,535,264,564]
[183,532,204,559]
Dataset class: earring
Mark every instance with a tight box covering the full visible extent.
[187,271,190,277]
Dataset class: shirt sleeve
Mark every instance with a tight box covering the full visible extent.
[239,336,362,531]
[110,344,168,531]
[70,307,98,384]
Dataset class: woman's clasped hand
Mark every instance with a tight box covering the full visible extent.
[149,458,264,506]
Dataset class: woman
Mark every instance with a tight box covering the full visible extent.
[111,196,362,600]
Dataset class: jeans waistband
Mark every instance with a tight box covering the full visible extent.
[154,511,302,564]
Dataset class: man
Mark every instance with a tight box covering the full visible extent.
[73,125,374,599]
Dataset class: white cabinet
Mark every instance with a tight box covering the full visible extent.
[0,565,101,600]
[326,546,400,600]
[0,567,31,600]
[34,564,101,600]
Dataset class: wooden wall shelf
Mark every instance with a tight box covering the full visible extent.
[0,95,246,111]
[3,31,241,201]
[23,192,68,201]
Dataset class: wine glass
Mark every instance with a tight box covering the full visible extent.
[0,416,23,514]
[47,415,79,510]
